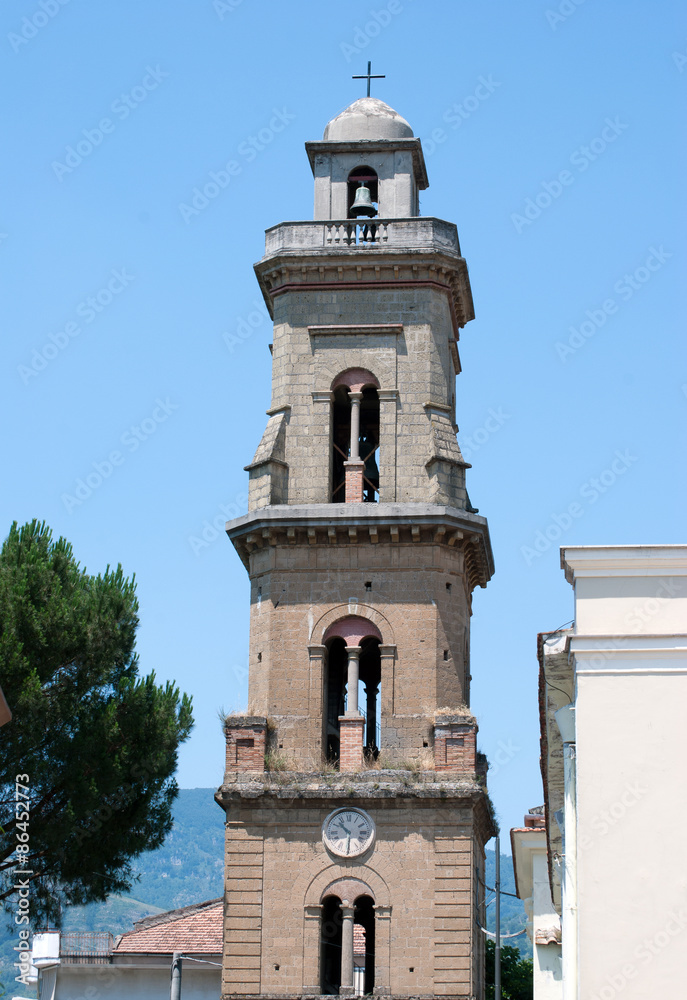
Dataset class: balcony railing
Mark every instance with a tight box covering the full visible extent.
[61,932,114,964]
[263,217,461,257]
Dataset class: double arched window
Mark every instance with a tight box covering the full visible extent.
[323,616,382,766]
[331,370,380,503]
[320,890,376,995]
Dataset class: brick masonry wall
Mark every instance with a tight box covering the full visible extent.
[433,718,478,774]
[339,715,364,772]
[224,718,267,774]
[344,461,364,503]
[218,793,489,1000]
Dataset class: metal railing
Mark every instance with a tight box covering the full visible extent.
[60,932,114,964]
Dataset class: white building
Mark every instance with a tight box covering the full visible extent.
[539,545,687,999]
[511,807,562,1000]
[32,898,222,1000]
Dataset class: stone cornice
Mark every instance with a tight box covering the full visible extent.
[253,218,475,335]
[305,137,429,189]
[225,502,494,590]
[562,544,687,583]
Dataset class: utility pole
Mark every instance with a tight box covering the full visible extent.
[494,834,501,1000]
[171,951,182,1000]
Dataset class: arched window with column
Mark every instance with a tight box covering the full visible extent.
[319,882,377,997]
[322,616,383,767]
[331,369,380,503]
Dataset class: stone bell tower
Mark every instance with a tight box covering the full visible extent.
[216,96,496,1000]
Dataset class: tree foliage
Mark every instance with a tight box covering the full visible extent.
[0,520,193,924]
[485,939,534,1000]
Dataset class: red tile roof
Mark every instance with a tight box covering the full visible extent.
[114,898,222,955]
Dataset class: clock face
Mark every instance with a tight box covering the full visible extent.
[322,808,375,858]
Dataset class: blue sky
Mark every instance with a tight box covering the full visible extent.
[2,0,685,847]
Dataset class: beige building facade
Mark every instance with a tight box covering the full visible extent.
[217,97,496,1000]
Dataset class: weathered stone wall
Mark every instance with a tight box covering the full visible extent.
[245,278,469,511]
[219,787,491,999]
[245,539,472,767]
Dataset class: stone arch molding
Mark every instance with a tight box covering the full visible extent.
[301,862,390,909]
[331,368,380,392]
[315,357,395,396]
[320,877,375,904]
[310,603,395,646]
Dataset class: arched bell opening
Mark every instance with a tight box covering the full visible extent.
[354,895,376,996]
[320,895,343,995]
[347,166,378,219]
[323,637,347,767]
[359,386,379,503]
[331,385,351,502]
[359,637,381,758]
[330,375,380,504]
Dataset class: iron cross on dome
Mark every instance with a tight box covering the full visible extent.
[352,61,385,97]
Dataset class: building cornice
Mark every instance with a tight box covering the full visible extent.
[305,137,429,189]
[561,544,687,583]
[225,503,494,589]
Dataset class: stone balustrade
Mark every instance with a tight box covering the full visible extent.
[263,216,462,256]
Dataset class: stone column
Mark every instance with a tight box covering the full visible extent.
[344,391,365,502]
[340,901,356,995]
[378,645,396,723]
[377,389,398,503]
[365,682,378,751]
[349,392,362,460]
[310,391,334,502]
[308,645,327,760]
[302,904,323,994]
[372,904,392,995]
[345,646,362,715]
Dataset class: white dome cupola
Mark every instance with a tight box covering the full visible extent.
[306,97,428,220]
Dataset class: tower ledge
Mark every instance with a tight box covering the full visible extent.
[226,503,494,590]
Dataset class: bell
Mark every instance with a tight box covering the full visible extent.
[350,183,376,218]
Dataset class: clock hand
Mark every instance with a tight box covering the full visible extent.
[346,833,351,854]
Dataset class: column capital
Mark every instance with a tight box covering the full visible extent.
[348,390,364,402]
[378,644,396,658]
[344,644,362,657]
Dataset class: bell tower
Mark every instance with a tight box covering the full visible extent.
[217,96,496,1000]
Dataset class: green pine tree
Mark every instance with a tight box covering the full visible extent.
[0,520,193,925]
